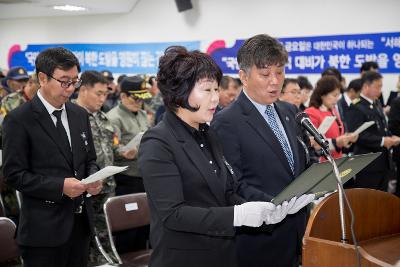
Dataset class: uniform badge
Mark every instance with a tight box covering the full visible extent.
[81,131,89,151]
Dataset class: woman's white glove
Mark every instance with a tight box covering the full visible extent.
[233,202,276,227]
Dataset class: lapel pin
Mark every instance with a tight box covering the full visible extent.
[285,116,289,121]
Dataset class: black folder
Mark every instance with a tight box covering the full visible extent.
[272,152,381,205]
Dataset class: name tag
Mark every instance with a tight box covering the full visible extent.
[125,202,138,211]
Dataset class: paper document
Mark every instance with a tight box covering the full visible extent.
[81,166,128,184]
[353,121,375,135]
[317,116,336,135]
[120,132,145,152]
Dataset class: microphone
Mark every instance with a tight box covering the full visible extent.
[295,112,330,152]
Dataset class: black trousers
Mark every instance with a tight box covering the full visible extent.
[20,212,91,267]
[114,173,149,253]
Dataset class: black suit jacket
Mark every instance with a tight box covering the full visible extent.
[337,95,351,131]
[211,92,310,267]
[138,110,268,267]
[2,95,98,247]
[388,96,400,162]
[347,96,390,172]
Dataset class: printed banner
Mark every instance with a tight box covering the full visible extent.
[8,41,200,73]
[206,32,400,74]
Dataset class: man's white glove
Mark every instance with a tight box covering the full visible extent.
[233,202,276,227]
[265,196,297,225]
[287,194,315,214]
[312,191,335,206]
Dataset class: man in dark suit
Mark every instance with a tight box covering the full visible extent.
[347,71,400,190]
[337,78,362,131]
[388,95,400,196]
[2,47,102,267]
[211,34,312,267]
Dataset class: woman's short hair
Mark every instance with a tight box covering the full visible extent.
[309,76,341,108]
[157,46,222,112]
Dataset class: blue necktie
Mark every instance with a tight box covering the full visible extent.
[265,105,294,173]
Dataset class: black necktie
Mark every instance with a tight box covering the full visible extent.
[52,110,73,161]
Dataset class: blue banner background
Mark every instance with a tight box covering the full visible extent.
[8,41,200,73]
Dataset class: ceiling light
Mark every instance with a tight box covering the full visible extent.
[53,5,87,12]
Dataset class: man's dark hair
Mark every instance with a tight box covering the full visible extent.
[360,61,379,73]
[309,76,342,108]
[297,75,313,90]
[35,47,81,79]
[281,78,299,93]
[361,71,382,87]
[117,74,127,85]
[148,76,156,86]
[80,70,108,88]
[237,34,288,72]
[157,46,222,112]
[220,76,235,90]
[346,78,362,93]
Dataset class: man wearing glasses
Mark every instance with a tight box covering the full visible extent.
[2,47,102,267]
[106,75,152,252]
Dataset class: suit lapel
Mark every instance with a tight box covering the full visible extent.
[237,93,294,176]
[31,95,73,168]
[165,111,226,205]
[65,102,83,171]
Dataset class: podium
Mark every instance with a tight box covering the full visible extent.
[303,189,400,266]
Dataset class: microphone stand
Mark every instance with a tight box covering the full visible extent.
[322,149,348,243]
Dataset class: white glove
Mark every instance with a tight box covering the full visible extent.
[265,197,296,225]
[312,191,335,206]
[233,202,276,227]
[287,194,315,214]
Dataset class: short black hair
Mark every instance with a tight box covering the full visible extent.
[361,71,382,87]
[309,76,341,108]
[148,76,156,86]
[219,76,235,90]
[281,78,299,93]
[360,61,379,73]
[117,74,127,84]
[346,78,362,93]
[237,34,288,72]
[35,47,80,79]
[297,75,313,90]
[157,46,222,113]
[80,70,108,88]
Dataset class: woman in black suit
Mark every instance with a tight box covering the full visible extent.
[138,46,311,267]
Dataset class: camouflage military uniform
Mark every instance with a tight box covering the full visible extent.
[0,91,28,224]
[107,104,150,178]
[83,108,117,265]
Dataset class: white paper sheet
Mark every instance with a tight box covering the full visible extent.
[120,132,145,152]
[81,166,128,184]
[317,116,336,135]
[353,121,375,135]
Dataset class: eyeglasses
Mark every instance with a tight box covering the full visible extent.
[45,73,82,89]
[129,95,144,102]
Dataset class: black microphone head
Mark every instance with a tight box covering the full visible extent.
[295,111,309,124]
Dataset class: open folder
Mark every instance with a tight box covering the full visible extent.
[272,152,381,205]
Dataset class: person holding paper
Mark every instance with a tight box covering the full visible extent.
[107,76,152,253]
[305,76,358,160]
[211,34,315,267]
[75,70,117,265]
[138,46,312,267]
[348,71,400,190]
[2,47,102,267]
